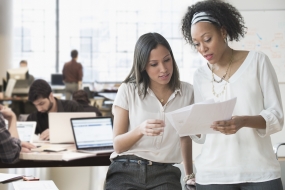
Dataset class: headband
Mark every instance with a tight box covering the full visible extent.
[191,12,220,26]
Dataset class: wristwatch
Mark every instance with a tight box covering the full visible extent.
[183,173,195,183]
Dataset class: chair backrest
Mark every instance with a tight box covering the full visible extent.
[18,114,29,121]
[83,87,92,98]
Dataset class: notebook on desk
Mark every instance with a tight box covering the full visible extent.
[48,112,96,144]
[70,117,114,154]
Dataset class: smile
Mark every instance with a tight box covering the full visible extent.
[159,73,170,79]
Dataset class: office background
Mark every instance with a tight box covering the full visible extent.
[0,0,285,190]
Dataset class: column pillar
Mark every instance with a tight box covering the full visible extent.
[0,0,13,85]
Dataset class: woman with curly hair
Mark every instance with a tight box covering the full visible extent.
[180,0,284,189]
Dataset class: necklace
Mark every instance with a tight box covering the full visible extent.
[151,88,170,104]
[211,49,233,83]
[211,49,234,97]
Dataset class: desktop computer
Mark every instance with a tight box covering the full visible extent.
[51,74,64,86]
[5,68,30,97]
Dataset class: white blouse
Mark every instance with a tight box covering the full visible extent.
[110,81,194,163]
[192,51,284,184]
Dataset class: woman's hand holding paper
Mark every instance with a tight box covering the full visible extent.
[211,116,244,135]
[139,119,165,136]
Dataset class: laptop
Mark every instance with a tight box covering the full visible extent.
[5,121,36,143]
[48,112,96,144]
[70,117,114,154]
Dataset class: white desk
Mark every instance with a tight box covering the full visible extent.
[0,142,111,168]
[97,92,117,101]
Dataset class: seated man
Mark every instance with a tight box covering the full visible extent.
[72,90,102,116]
[26,79,83,140]
[0,104,35,164]
[19,60,35,85]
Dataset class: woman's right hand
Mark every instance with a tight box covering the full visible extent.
[139,119,165,136]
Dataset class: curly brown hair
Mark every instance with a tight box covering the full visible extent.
[181,0,247,46]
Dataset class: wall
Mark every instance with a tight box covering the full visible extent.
[0,0,13,85]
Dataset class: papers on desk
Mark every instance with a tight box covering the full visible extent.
[165,97,237,136]
[0,173,23,184]
[13,180,59,190]
[20,144,98,161]
[31,144,68,152]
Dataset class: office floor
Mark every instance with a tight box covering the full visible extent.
[0,167,109,190]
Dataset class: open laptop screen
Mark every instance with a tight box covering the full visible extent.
[71,117,113,149]
[5,121,36,142]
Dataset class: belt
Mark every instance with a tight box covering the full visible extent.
[113,158,173,166]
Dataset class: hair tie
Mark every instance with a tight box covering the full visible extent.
[191,12,220,26]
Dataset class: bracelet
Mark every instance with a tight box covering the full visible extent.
[183,173,195,183]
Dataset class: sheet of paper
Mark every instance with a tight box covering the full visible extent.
[13,180,59,190]
[166,97,237,135]
[31,144,70,152]
[0,173,23,183]
[165,99,215,128]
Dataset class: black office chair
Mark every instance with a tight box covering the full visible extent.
[83,87,93,98]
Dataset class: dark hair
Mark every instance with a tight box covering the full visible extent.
[71,50,78,59]
[28,79,52,102]
[181,0,247,46]
[19,60,27,65]
[72,90,90,104]
[124,32,180,98]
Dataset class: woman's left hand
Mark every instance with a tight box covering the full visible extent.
[186,178,196,186]
[211,116,245,135]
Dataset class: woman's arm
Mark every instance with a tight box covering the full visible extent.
[180,136,195,185]
[0,105,19,138]
[211,115,266,135]
[212,53,283,136]
[113,106,164,154]
[180,136,193,174]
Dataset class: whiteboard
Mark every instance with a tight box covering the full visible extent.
[229,10,285,82]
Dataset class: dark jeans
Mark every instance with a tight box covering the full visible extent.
[105,155,182,190]
[196,178,283,190]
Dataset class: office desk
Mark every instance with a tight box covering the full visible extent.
[0,143,111,168]
[0,96,28,102]
[0,153,111,168]
[97,92,117,101]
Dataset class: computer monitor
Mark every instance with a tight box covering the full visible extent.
[51,74,64,85]
[6,68,30,96]
[7,68,29,80]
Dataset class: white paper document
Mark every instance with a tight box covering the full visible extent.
[13,180,59,190]
[165,97,237,135]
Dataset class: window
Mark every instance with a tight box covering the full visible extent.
[13,0,203,84]
[13,0,56,81]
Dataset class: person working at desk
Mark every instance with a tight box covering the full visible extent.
[0,104,35,163]
[26,79,83,140]
[19,60,35,85]
[72,90,102,116]
[62,50,83,100]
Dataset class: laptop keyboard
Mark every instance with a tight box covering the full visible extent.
[85,146,112,151]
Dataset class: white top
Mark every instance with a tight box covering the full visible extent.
[192,51,284,184]
[110,81,194,163]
